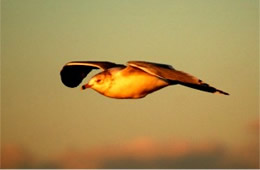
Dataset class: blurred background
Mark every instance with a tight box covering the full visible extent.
[1,0,259,168]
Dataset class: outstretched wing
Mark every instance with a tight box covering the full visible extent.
[60,61,119,88]
[128,61,229,95]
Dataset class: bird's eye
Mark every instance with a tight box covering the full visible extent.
[96,79,102,83]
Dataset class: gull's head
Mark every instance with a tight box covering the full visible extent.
[81,72,111,94]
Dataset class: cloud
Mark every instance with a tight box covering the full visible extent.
[247,119,259,135]
[1,121,259,168]
[1,136,259,169]
[1,144,35,169]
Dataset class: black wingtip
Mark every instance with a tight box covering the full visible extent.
[60,65,91,88]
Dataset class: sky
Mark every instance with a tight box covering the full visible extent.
[1,0,259,168]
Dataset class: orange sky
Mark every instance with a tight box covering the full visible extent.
[1,0,259,168]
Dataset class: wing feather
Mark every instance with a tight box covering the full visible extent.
[60,61,120,88]
[128,61,229,95]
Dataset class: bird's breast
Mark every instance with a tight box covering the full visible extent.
[103,67,169,99]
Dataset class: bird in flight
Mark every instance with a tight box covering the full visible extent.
[60,61,229,99]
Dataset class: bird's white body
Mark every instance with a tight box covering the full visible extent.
[90,67,168,99]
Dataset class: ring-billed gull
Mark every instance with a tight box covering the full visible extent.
[60,61,229,99]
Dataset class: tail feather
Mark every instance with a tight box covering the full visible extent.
[178,82,229,95]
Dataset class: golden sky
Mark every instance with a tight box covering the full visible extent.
[1,0,259,168]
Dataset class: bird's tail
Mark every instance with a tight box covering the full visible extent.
[162,69,229,95]
[178,82,229,95]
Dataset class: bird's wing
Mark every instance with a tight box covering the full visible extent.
[60,61,120,88]
[127,61,229,95]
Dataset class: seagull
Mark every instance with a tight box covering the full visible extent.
[60,61,229,99]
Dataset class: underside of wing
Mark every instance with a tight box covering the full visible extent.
[60,61,120,88]
[128,61,229,95]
